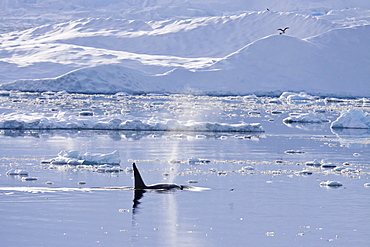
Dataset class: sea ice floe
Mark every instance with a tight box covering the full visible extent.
[320,181,343,187]
[283,112,329,123]
[340,168,359,173]
[331,109,370,129]
[54,150,121,165]
[0,112,264,132]
[6,169,28,176]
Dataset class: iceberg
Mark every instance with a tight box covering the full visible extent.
[331,109,370,129]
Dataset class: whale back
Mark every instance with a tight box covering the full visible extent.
[133,163,147,189]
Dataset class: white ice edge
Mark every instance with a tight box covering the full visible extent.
[0,113,264,132]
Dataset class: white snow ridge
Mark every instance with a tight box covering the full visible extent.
[0,0,369,97]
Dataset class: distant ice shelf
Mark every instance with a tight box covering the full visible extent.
[0,112,264,132]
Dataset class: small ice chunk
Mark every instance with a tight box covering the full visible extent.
[283,112,328,123]
[320,181,342,187]
[243,94,258,100]
[314,109,326,113]
[196,135,207,139]
[321,163,337,168]
[280,92,316,101]
[67,159,83,166]
[333,167,346,172]
[124,167,133,173]
[285,150,305,154]
[169,159,182,164]
[22,177,38,181]
[341,168,358,173]
[241,166,254,171]
[58,150,80,159]
[187,180,198,184]
[51,157,69,165]
[79,111,94,116]
[188,157,211,164]
[298,170,313,175]
[305,159,321,167]
[40,159,53,164]
[271,110,283,114]
[96,164,121,173]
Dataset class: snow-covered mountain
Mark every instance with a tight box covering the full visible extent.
[0,0,369,97]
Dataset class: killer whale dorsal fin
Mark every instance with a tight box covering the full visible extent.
[133,163,147,189]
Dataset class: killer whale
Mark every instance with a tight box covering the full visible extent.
[133,163,189,190]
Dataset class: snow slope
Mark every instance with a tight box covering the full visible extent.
[0,0,369,97]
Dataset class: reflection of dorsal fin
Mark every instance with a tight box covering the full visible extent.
[133,163,147,189]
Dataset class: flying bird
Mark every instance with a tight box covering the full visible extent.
[278,27,289,34]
